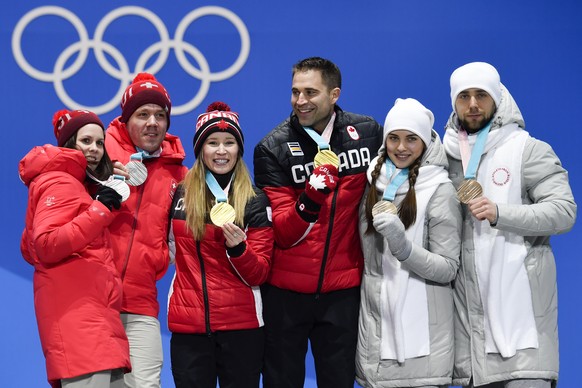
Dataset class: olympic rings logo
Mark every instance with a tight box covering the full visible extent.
[12,5,250,115]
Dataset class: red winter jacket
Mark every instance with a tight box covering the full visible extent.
[19,145,130,387]
[168,185,273,333]
[253,107,383,294]
[105,118,187,318]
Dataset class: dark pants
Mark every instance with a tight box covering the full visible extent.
[170,328,264,388]
[261,284,360,388]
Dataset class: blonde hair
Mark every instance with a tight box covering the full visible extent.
[182,156,256,240]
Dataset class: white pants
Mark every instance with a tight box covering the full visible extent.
[120,313,163,388]
[61,369,124,388]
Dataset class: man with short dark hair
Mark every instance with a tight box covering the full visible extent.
[105,72,187,388]
[254,57,383,388]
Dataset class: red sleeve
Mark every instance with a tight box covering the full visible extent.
[228,226,273,286]
[263,186,313,248]
[31,176,115,265]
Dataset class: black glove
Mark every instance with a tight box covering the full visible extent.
[94,184,122,211]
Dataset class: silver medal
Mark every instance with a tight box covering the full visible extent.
[103,175,130,202]
[125,160,148,186]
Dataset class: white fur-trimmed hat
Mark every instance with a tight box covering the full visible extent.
[450,62,502,109]
[383,98,434,147]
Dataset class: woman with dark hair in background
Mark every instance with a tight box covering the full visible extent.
[19,109,130,388]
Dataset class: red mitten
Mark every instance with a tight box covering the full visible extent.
[304,164,339,205]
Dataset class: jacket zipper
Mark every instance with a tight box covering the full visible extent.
[121,183,145,280]
[196,241,212,336]
[315,187,339,298]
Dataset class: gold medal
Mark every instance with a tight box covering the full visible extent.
[210,202,236,227]
[372,200,398,217]
[457,179,483,204]
[314,149,339,168]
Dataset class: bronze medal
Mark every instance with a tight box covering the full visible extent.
[210,202,236,227]
[457,179,483,204]
[372,200,398,217]
[313,149,340,168]
[125,160,148,186]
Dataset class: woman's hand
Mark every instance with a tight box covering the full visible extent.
[112,161,130,179]
[222,222,246,248]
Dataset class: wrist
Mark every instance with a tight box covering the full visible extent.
[296,192,321,222]
[226,241,246,257]
[394,240,413,261]
[489,204,499,226]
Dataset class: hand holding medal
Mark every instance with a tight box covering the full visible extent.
[221,222,246,248]
[456,124,490,204]
[372,160,408,219]
[103,175,130,202]
[87,171,130,203]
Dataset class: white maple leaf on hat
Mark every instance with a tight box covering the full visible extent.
[308,173,327,190]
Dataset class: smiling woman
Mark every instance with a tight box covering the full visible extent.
[166,101,273,388]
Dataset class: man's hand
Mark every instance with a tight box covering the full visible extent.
[467,196,498,224]
[303,164,339,205]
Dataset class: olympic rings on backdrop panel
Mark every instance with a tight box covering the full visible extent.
[12,5,251,115]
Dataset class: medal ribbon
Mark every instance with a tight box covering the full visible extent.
[205,170,230,203]
[86,170,126,184]
[382,159,409,201]
[133,147,161,160]
[303,126,331,152]
[130,152,144,163]
[459,122,491,179]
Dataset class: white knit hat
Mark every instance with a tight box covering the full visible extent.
[450,62,502,109]
[383,98,434,147]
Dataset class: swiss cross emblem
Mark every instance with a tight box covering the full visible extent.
[141,81,159,90]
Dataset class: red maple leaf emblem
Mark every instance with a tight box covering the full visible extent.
[216,119,229,130]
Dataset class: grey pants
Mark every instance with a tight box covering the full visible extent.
[470,379,551,388]
[120,313,163,388]
[61,369,124,388]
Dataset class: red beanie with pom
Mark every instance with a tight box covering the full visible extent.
[120,72,172,129]
[193,101,245,157]
[53,109,104,147]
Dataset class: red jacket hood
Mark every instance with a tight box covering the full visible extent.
[19,145,86,187]
[107,117,186,163]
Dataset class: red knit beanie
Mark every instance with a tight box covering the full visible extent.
[120,72,172,129]
[53,109,104,147]
[193,102,245,157]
